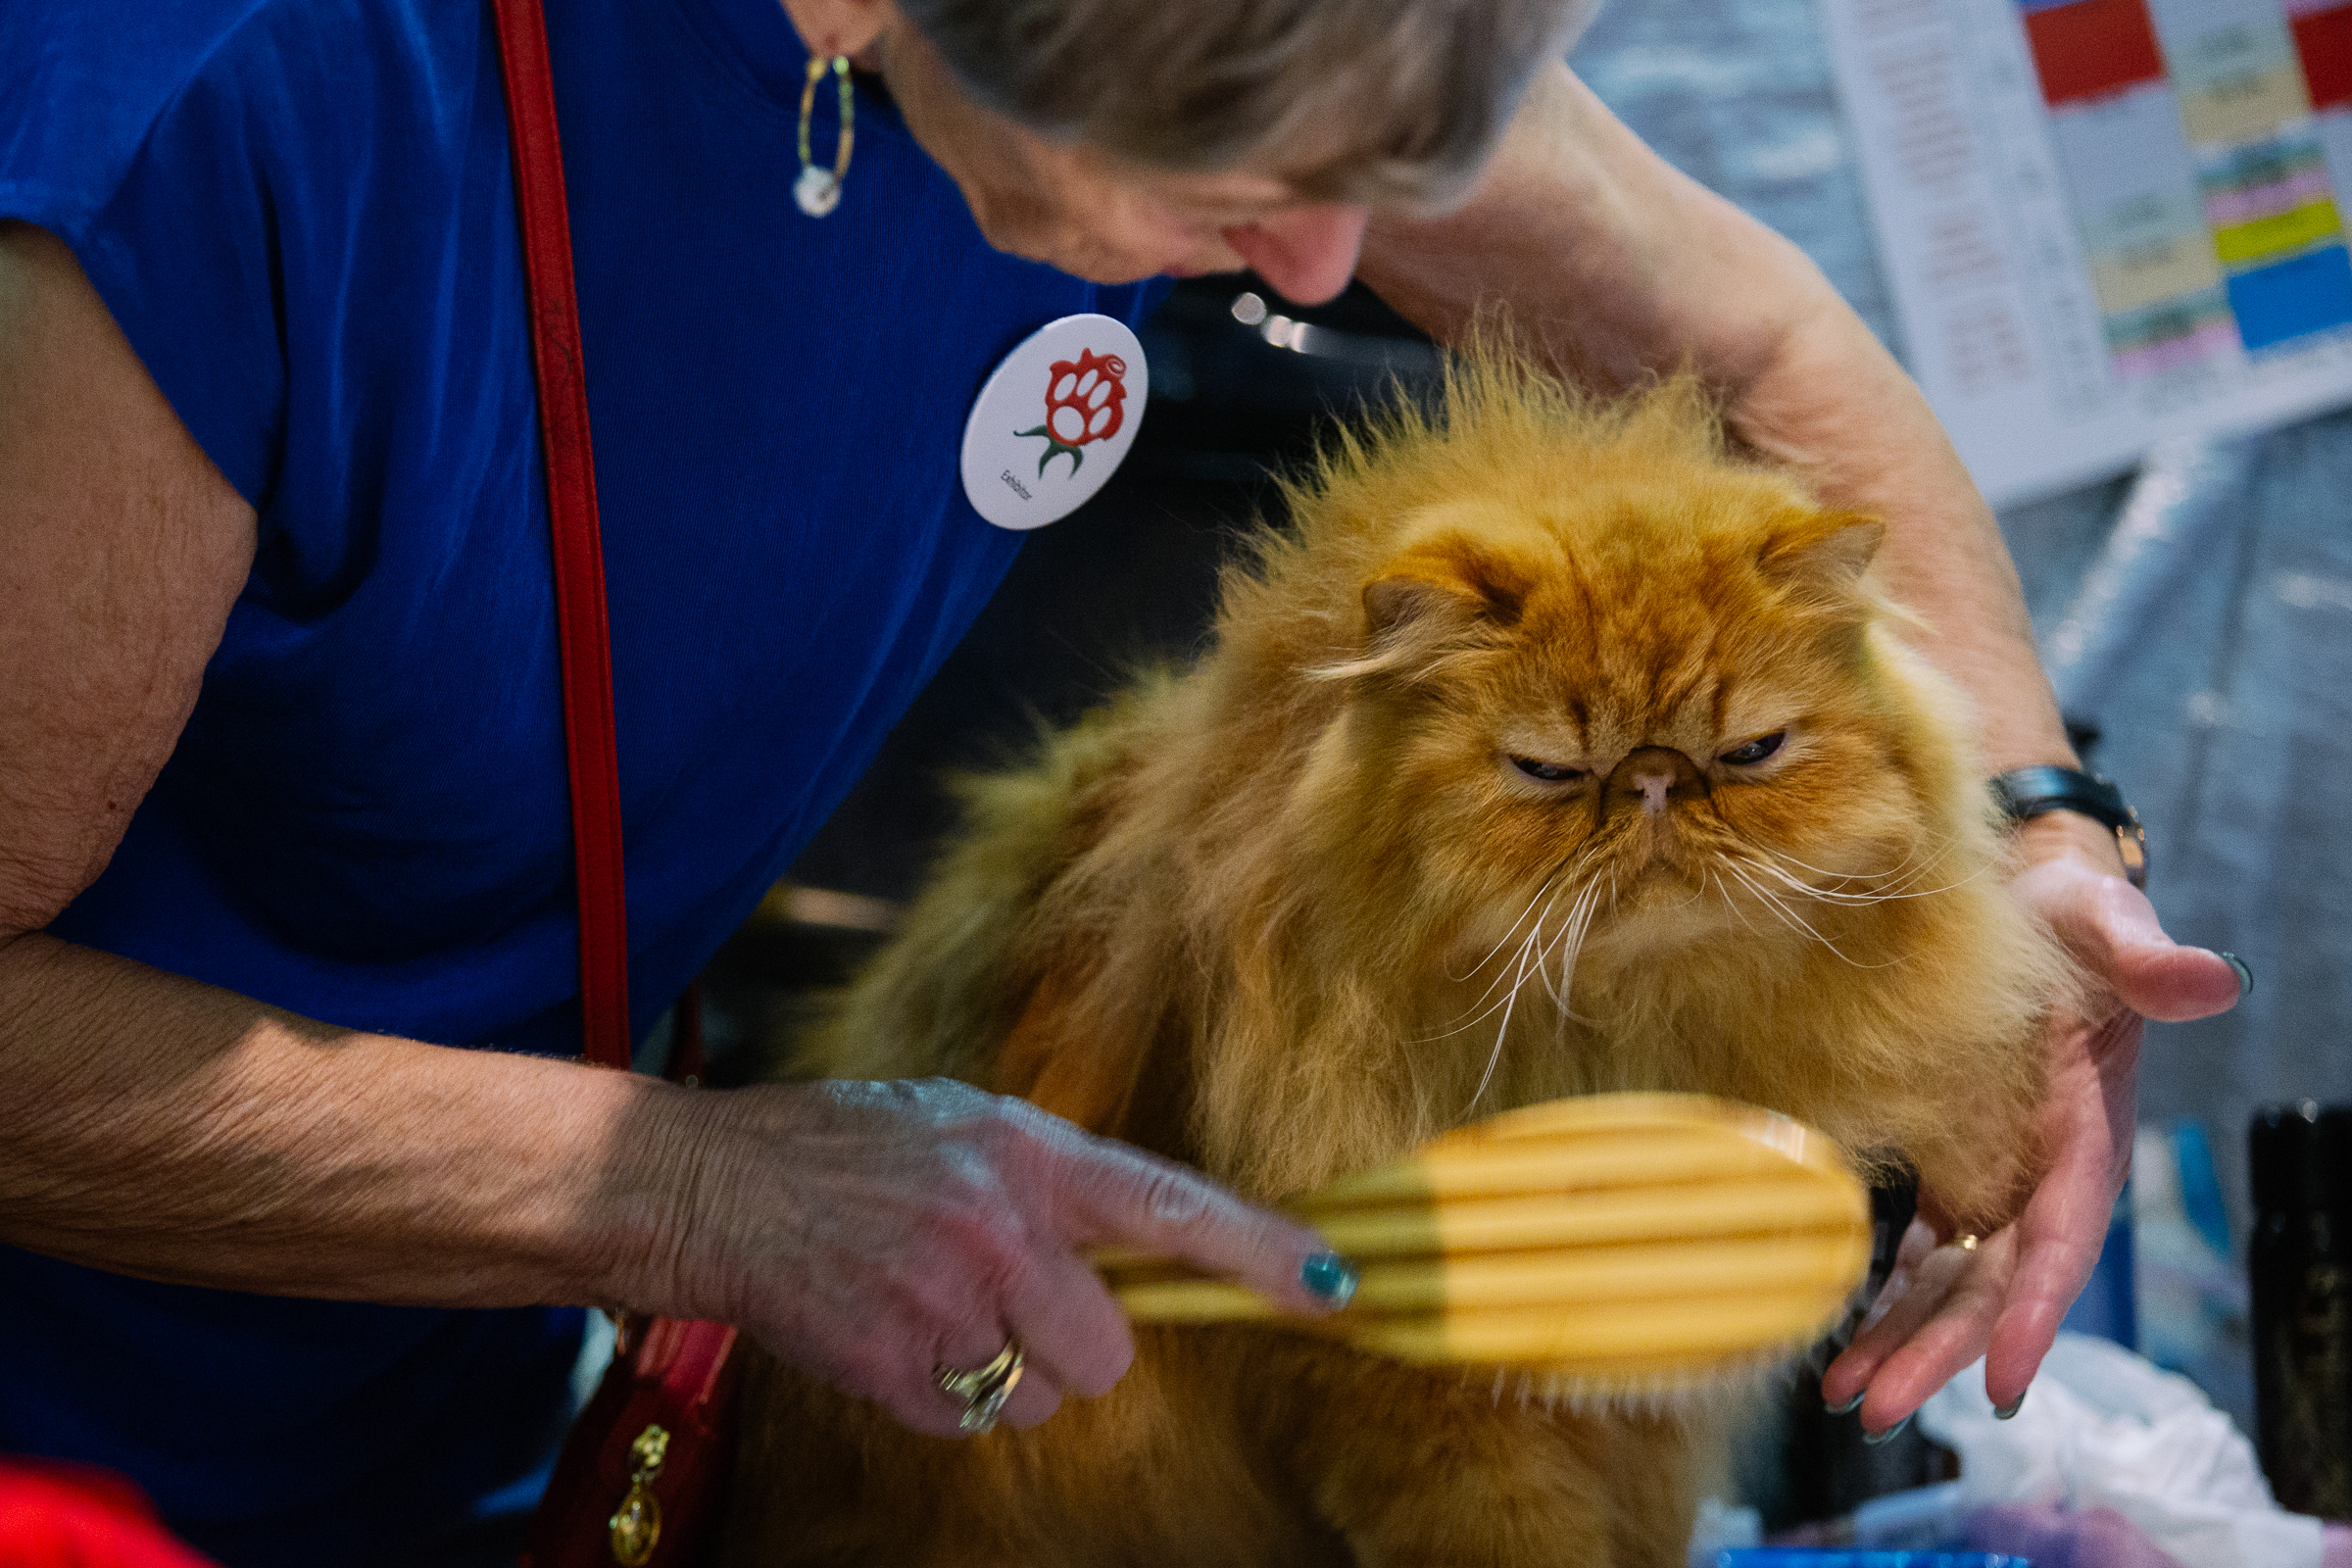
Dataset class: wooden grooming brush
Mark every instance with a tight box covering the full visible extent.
[1096,1094,1871,1399]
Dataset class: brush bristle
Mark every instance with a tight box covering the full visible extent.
[1472,1334,1817,1418]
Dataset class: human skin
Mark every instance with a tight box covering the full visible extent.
[0,0,2241,1456]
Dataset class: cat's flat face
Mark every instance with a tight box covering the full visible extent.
[1349,471,1939,966]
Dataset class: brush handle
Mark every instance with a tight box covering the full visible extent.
[1105,1231,1868,1318]
[1093,1094,1872,1379]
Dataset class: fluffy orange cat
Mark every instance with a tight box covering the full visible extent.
[722,353,2076,1566]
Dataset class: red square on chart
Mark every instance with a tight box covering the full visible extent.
[2292,4,2352,111]
[2024,0,2170,107]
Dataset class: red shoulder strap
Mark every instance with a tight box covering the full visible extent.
[490,0,632,1071]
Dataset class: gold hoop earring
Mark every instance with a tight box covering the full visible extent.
[795,55,854,218]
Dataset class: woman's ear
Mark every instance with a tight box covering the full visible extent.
[777,0,900,61]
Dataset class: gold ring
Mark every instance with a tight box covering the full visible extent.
[934,1340,1024,1434]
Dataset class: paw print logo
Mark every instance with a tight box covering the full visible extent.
[1015,348,1128,478]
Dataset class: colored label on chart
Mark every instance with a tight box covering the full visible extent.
[2015,0,2352,375]
[1818,0,2352,502]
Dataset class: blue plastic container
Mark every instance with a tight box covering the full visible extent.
[2057,1177,2136,1349]
[1715,1554,2027,1567]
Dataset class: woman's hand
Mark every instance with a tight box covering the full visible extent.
[631,1078,1349,1439]
[1820,812,2245,1434]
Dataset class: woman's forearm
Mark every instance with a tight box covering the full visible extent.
[1358,63,2077,776]
[0,929,688,1306]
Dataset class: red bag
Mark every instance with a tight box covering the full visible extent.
[487,0,743,1561]
[520,1314,743,1568]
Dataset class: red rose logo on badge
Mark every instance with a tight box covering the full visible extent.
[1014,349,1128,479]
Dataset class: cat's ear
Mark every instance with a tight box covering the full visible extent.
[1758,513,1884,604]
[1362,574,1510,643]
[1320,545,1525,682]
[1366,543,1529,637]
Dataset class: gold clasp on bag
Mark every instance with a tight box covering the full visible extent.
[608,1423,670,1566]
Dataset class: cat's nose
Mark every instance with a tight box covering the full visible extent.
[1604,747,1706,816]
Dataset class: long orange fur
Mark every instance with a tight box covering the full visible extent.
[722,351,2075,1567]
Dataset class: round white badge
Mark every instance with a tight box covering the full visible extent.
[960,314,1149,530]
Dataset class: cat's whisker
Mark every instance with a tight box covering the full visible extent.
[1719,860,1836,945]
[1733,838,1945,905]
[1739,841,1989,906]
[1446,870,1566,986]
[1422,895,1561,1044]
[1468,955,1532,1110]
[1712,870,1767,942]
[1764,853,1906,889]
[1719,860,1900,969]
[1762,838,1938,885]
[1447,891,1559,1019]
[1550,882,1605,1023]
[1734,854,1898,907]
[1434,840,1614,1034]
[1704,838,1893,905]
[1661,872,1713,913]
[1464,888,1571,1111]
[1710,819,1965,905]
[1446,843,1602,1006]
[1535,880,1596,1008]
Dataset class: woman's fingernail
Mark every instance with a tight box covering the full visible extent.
[1994,1392,2026,1420]
[1300,1251,1359,1306]
[1825,1391,1864,1415]
[2222,952,2253,997]
[1861,1413,1913,1446]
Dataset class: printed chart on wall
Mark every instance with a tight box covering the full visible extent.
[1820,0,2352,502]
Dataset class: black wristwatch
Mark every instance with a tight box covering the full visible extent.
[1990,766,2147,888]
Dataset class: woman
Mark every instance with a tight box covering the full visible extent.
[0,0,2242,1558]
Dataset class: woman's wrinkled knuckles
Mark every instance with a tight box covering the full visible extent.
[1138,1163,1216,1227]
[922,1148,1032,1272]
[972,1092,1103,1187]
[813,1077,918,1124]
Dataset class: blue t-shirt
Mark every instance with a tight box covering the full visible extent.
[0,0,1161,1556]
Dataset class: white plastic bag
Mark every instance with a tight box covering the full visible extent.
[1919,1331,2323,1568]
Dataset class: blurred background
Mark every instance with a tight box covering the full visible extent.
[695,0,2352,1531]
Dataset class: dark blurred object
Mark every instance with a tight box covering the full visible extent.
[2250,1101,2352,1518]
[2063,718,2102,764]
[1762,1179,1962,1533]
[697,884,898,1088]
[1135,276,1439,482]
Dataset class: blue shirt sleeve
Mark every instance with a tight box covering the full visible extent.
[3,1,311,508]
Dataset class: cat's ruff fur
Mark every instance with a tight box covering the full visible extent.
[723,355,2074,1567]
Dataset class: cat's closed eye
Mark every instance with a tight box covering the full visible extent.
[1509,756,1587,783]
[1718,731,1787,766]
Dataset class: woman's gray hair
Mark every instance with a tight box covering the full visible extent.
[896,0,1593,205]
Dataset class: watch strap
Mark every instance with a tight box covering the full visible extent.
[1989,765,2147,887]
